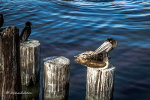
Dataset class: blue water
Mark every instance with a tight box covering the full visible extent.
[1,0,150,100]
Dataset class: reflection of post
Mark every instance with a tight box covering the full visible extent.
[86,67,115,100]
[44,56,70,100]
[20,40,40,86]
[0,27,21,100]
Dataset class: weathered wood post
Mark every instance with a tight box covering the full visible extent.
[20,40,40,86]
[0,27,21,100]
[86,67,115,100]
[44,56,70,100]
[75,38,117,100]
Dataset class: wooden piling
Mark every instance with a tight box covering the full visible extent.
[44,56,70,100]
[86,67,115,100]
[20,40,40,86]
[0,27,21,100]
[0,29,2,71]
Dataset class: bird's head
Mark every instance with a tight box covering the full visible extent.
[106,38,117,50]
[25,21,32,26]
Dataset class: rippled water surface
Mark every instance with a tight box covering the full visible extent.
[1,0,150,100]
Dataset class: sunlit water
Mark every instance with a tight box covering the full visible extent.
[0,0,150,100]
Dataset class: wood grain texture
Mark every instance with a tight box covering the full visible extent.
[44,56,70,100]
[20,40,40,86]
[0,27,21,100]
[86,67,115,100]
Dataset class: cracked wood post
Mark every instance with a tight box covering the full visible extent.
[20,40,40,86]
[0,27,21,100]
[86,67,115,100]
[44,56,70,100]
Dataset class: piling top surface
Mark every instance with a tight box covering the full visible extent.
[88,66,115,71]
[20,40,40,47]
[44,56,70,66]
[0,27,18,37]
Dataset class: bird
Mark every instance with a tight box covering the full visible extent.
[0,14,4,29]
[75,38,117,69]
[20,21,32,42]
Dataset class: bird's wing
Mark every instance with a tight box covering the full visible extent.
[20,27,26,38]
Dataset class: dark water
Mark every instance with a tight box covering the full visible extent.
[1,0,150,100]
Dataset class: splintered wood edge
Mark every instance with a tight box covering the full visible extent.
[20,39,40,47]
[44,56,70,66]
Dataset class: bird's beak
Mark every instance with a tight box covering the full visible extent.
[94,40,112,54]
